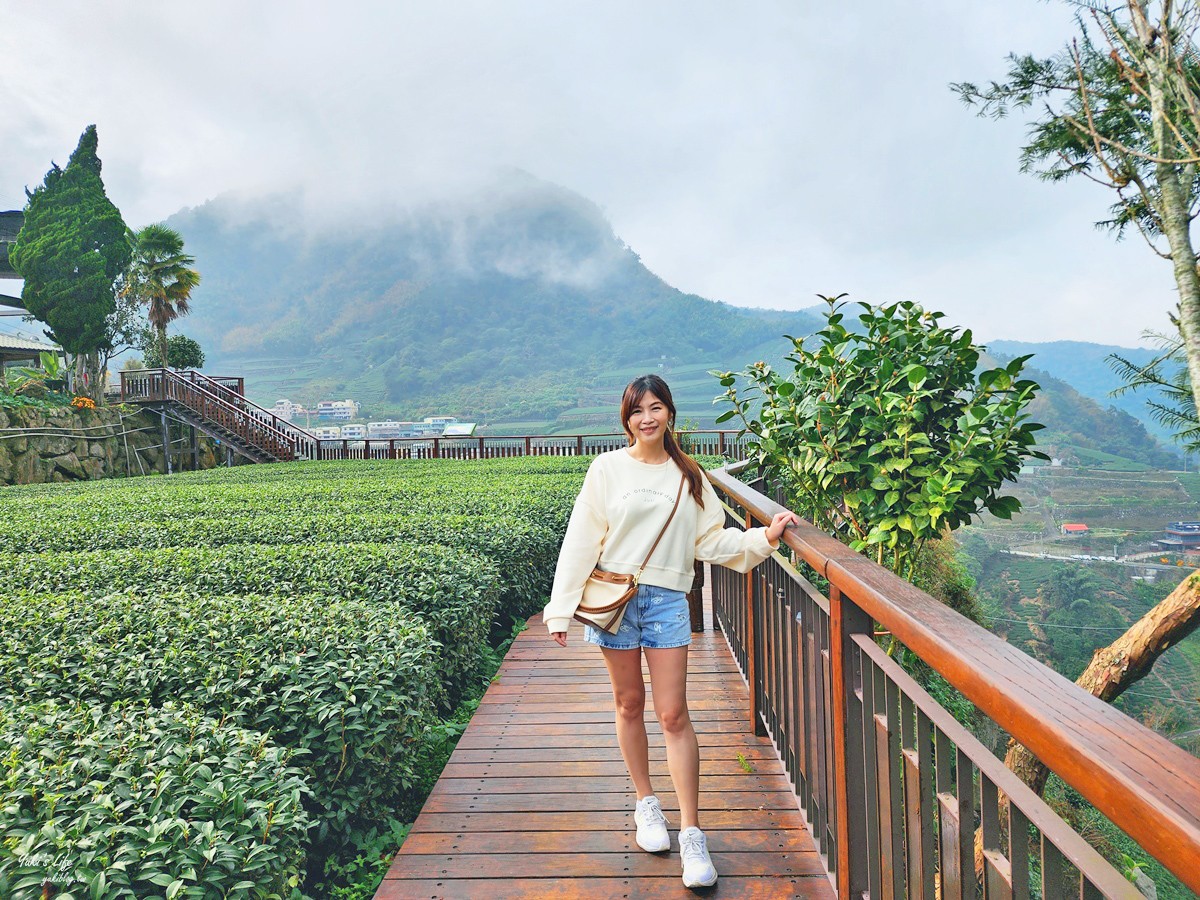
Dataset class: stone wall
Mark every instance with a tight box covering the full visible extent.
[0,405,219,486]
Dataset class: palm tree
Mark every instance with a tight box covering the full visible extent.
[122,224,200,368]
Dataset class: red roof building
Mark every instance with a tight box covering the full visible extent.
[1061,523,1089,535]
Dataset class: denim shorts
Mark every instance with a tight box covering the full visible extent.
[583,584,692,650]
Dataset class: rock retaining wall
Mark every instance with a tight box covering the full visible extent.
[0,405,219,486]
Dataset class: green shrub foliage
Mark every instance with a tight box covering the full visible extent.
[0,591,438,841]
[0,698,310,899]
[0,542,502,710]
[0,456,590,890]
[715,298,1046,579]
[0,458,582,619]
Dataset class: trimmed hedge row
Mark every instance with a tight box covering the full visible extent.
[0,457,588,514]
[0,456,594,892]
[0,698,310,899]
[0,514,562,619]
[0,542,502,709]
[0,591,438,841]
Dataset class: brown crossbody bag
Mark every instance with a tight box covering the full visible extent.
[572,474,686,634]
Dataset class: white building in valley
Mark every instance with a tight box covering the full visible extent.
[367,421,404,439]
[316,399,360,421]
[273,399,304,422]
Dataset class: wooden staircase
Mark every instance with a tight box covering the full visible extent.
[120,368,318,464]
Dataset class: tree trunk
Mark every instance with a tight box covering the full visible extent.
[975,569,1200,881]
[1138,1,1200,423]
[72,350,104,403]
[1155,161,1200,420]
[157,325,169,371]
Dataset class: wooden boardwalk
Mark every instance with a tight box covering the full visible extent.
[377,594,835,899]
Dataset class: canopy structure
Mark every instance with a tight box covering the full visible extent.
[0,331,57,368]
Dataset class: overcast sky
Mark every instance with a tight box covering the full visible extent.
[0,1,1180,347]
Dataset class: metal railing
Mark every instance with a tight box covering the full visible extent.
[707,460,1200,898]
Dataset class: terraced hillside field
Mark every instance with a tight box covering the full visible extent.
[0,457,589,899]
[973,466,1199,554]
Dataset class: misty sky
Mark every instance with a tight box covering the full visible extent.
[0,1,1179,347]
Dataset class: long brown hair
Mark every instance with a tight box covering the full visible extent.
[620,374,706,507]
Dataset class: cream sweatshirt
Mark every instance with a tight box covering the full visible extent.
[543,448,777,634]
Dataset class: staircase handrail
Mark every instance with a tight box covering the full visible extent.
[165,371,304,460]
[121,369,311,461]
[168,370,318,456]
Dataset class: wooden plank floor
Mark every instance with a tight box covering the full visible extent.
[377,594,835,899]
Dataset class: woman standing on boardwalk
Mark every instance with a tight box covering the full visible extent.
[542,374,798,889]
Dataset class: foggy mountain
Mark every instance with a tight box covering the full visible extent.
[169,169,823,423]
[168,170,1179,467]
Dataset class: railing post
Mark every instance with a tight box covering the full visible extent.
[830,583,872,900]
[432,438,440,459]
[576,435,584,456]
[160,411,172,476]
[719,431,726,456]
[746,510,765,736]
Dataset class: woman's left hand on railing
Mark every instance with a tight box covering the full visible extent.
[765,511,802,544]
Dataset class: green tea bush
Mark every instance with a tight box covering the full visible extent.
[0,459,582,620]
[0,456,592,891]
[0,698,310,899]
[0,591,437,840]
[1,543,502,708]
[0,514,562,617]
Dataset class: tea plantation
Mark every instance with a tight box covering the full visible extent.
[0,457,590,899]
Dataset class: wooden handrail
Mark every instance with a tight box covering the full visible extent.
[115,373,750,464]
[138,369,318,458]
[707,461,1200,894]
[120,369,311,461]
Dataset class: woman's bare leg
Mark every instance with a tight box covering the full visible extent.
[601,646,653,799]
[644,645,698,829]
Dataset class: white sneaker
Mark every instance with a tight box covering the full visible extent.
[679,826,718,888]
[634,795,670,852]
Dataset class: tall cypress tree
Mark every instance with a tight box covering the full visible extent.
[10,125,131,398]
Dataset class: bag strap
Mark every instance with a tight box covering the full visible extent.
[632,474,686,582]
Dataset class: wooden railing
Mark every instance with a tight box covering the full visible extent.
[154,369,317,457]
[307,430,752,462]
[707,461,1200,898]
[119,369,753,466]
[173,370,245,398]
[120,369,314,462]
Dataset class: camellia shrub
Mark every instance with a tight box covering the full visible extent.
[715,297,1047,579]
[0,460,582,620]
[0,698,310,899]
[0,591,437,840]
[0,456,592,889]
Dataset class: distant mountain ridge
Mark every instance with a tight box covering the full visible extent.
[169,171,824,423]
[986,339,1173,444]
[168,171,1178,465]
